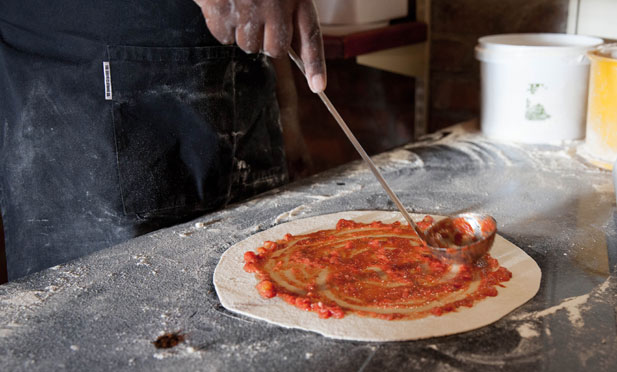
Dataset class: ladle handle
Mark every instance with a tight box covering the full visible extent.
[288,49,422,236]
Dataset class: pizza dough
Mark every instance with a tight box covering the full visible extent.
[213,210,542,341]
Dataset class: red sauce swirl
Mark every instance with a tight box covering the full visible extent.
[243,218,512,320]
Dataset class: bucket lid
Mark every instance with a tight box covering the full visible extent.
[589,43,617,62]
[476,33,604,63]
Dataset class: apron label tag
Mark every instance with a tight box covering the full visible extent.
[103,61,112,100]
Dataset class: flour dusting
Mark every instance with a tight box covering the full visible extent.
[517,323,540,338]
[513,277,611,328]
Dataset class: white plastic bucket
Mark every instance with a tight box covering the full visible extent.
[475,33,603,143]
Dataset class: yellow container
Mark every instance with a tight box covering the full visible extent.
[581,44,617,169]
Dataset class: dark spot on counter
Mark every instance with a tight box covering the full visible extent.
[153,331,185,349]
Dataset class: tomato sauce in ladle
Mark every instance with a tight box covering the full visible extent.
[419,213,497,265]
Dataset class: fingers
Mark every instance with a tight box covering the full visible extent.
[263,19,293,58]
[198,0,326,83]
[200,0,270,55]
[294,0,326,93]
[205,19,236,45]
[235,23,264,54]
[201,2,236,45]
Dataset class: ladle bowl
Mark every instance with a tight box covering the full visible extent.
[423,213,497,265]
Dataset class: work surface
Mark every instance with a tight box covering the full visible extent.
[1,124,616,371]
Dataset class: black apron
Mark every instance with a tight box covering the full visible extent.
[0,0,288,281]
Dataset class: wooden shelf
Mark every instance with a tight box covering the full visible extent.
[323,21,428,59]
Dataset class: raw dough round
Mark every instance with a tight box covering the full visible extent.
[213,210,541,341]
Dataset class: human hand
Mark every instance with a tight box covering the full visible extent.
[194,0,327,92]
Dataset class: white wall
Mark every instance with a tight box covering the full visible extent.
[569,0,617,40]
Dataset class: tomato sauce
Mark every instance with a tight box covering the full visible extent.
[243,218,512,320]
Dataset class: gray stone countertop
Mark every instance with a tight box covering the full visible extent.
[1,123,616,371]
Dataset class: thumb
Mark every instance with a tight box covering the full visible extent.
[293,0,327,93]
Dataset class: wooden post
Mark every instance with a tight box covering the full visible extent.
[0,214,7,284]
[415,0,430,138]
[355,0,431,138]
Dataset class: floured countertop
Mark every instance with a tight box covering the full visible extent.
[1,122,616,371]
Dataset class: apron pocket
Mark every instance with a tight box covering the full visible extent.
[108,45,238,216]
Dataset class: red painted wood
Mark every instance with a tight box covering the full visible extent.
[323,22,428,59]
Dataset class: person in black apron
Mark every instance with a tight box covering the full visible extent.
[0,0,326,281]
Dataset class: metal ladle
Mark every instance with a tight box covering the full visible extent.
[288,50,497,265]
